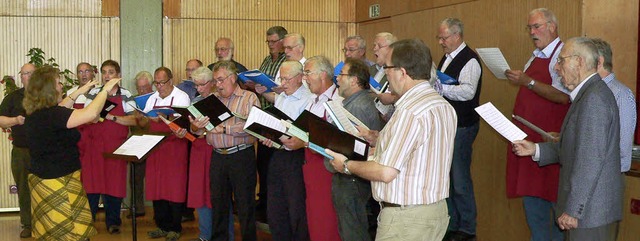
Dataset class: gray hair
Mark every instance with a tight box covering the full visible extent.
[345,35,366,49]
[591,38,613,72]
[441,18,464,37]
[530,8,558,26]
[306,55,334,79]
[134,71,153,84]
[191,66,213,82]
[375,32,397,46]
[280,61,303,76]
[284,33,306,47]
[566,37,599,71]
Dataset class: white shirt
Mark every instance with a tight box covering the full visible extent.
[439,42,482,101]
[142,87,190,112]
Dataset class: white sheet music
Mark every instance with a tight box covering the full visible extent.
[476,48,511,79]
[474,102,527,142]
[113,134,165,159]
[243,107,287,133]
[324,101,369,136]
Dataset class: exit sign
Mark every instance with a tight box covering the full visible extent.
[369,4,380,18]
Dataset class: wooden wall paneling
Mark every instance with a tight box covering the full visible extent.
[163,0,180,18]
[357,18,392,64]
[355,0,476,22]
[0,0,102,17]
[180,0,341,22]
[340,0,356,22]
[165,19,349,82]
[582,0,638,94]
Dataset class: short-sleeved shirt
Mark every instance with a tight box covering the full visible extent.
[0,88,27,147]
[25,106,80,179]
[142,87,191,112]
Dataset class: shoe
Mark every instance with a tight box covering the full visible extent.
[165,231,181,241]
[181,214,195,222]
[445,231,477,241]
[20,227,32,238]
[148,228,168,239]
[126,212,146,218]
[107,225,121,234]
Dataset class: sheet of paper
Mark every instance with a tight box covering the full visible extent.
[474,102,527,142]
[324,101,369,136]
[476,48,511,79]
[113,134,165,159]
[512,115,556,141]
[243,107,288,134]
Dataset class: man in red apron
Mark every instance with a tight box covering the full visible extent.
[82,60,139,234]
[504,8,571,241]
[142,67,191,241]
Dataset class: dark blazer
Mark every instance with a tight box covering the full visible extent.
[538,74,623,228]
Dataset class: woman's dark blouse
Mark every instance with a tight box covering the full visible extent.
[25,106,80,179]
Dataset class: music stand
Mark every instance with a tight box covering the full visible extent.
[103,133,167,241]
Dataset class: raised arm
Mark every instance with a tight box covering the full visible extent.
[66,78,120,128]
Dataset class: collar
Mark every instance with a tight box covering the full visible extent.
[446,42,467,59]
[299,57,307,65]
[317,84,338,102]
[533,37,561,58]
[602,73,615,85]
[569,73,597,101]
[283,84,310,100]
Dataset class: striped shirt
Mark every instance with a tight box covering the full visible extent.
[305,84,342,120]
[258,53,286,109]
[207,86,260,148]
[85,86,136,114]
[372,81,457,205]
[603,73,637,172]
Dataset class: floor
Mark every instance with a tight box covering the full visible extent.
[0,207,272,241]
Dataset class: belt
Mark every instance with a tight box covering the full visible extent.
[380,201,423,209]
[214,143,253,155]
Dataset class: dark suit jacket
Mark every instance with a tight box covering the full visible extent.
[538,74,623,228]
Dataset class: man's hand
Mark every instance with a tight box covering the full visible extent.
[189,116,211,129]
[505,70,531,86]
[244,81,256,91]
[173,127,187,138]
[272,85,285,94]
[14,115,25,125]
[512,140,536,156]
[260,138,275,148]
[356,126,379,145]
[255,84,268,94]
[377,92,397,105]
[326,149,348,173]
[281,136,306,150]
[557,213,578,230]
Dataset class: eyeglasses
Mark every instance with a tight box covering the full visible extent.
[556,55,579,64]
[20,71,33,76]
[382,65,399,70]
[303,70,319,76]
[195,81,211,87]
[284,44,299,51]
[278,73,301,83]
[342,48,361,53]
[214,73,233,83]
[337,73,352,77]
[77,69,93,75]
[152,79,171,86]
[526,21,550,31]
[265,39,282,44]
[185,68,197,72]
[374,43,389,50]
[435,35,453,41]
[215,47,231,52]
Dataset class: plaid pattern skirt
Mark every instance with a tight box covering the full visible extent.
[29,170,97,241]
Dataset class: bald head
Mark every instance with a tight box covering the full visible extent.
[20,63,36,87]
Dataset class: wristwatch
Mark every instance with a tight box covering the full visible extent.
[111,115,117,122]
[343,159,352,175]
[527,79,536,90]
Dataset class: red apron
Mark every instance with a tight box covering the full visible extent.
[145,97,189,203]
[75,102,91,177]
[506,43,569,202]
[80,95,129,197]
[302,97,342,241]
[187,138,212,208]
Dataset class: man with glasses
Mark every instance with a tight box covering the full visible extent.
[512,37,622,241]
[255,60,313,240]
[343,35,374,66]
[207,37,248,74]
[177,59,202,101]
[191,61,259,241]
[327,39,456,241]
[504,8,570,241]
[143,67,191,241]
[332,58,383,241]
[0,63,35,238]
[253,26,288,221]
[435,17,482,241]
[371,32,398,120]
[68,63,95,108]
